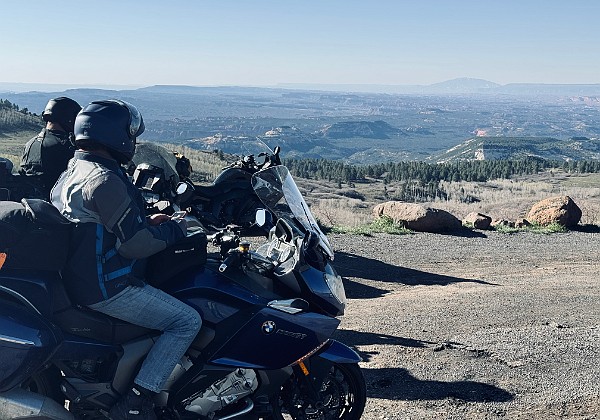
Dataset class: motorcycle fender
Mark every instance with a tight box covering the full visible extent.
[300,340,362,396]
[315,339,362,364]
[0,301,62,392]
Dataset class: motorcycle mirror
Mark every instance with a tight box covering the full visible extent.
[255,209,266,226]
[175,181,194,205]
[255,208,273,228]
[176,182,189,195]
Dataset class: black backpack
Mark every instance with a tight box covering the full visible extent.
[0,199,72,271]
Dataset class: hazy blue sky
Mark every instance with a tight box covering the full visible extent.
[1,0,598,87]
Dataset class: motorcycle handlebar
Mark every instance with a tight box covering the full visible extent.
[222,149,281,173]
[219,251,239,273]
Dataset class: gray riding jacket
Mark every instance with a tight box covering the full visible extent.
[51,151,185,305]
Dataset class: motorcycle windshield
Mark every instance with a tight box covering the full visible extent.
[240,138,275,159]
[251,166,334,260]
[132,142,180,184]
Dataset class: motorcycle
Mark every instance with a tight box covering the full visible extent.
[0,157,47,201]
[131,140,282,235]
[0,165,366,419]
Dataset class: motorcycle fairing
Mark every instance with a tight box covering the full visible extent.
[164,266,340,370]
[209,308,340,370]
[298,264,345,317]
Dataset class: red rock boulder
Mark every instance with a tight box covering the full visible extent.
[373,202,461,233]
[526,196,581,228]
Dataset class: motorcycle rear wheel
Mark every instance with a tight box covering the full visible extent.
[271,362,366,420]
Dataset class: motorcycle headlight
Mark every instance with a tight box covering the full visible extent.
[324,264,346,305]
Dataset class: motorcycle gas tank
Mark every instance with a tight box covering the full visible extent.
[163,263,340,369]
[213,168,253,184]
[162,262,272,326]
[193,178,252,199]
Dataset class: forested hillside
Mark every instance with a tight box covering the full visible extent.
[284,157,600,184]
[0,99,41,132]
[0,100,41,165]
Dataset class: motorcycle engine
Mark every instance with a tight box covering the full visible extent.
[184,369,258,416]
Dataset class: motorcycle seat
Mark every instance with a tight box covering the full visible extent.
[0,268,152,344]
[52,305,155,344]
[50,279,155,344]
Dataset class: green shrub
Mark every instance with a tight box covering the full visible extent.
[332,216,412,236]
[494,222,567,234]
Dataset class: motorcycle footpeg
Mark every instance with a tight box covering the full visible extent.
[251,395,273,416]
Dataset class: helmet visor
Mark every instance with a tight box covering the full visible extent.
[119,100,143,139]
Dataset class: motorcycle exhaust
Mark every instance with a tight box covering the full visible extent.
[0,388,73,420]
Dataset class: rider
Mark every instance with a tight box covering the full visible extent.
[20,97,82,198]
[51,99,202,420]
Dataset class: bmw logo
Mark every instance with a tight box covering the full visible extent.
[262,321,276,335]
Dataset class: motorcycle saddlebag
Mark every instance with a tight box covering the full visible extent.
[146,230,207,286]
[0,199,71,271]
[0,300,62,392]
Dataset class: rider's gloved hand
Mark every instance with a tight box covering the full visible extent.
[147,213,171,225]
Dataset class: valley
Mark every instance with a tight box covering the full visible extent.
[2,83,600,164]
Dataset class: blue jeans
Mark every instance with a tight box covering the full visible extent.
[88,284,202,393]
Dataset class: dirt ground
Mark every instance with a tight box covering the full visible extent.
[329,229,600,419]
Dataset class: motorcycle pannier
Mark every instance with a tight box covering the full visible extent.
[0,199,72,271]
[146,230,208,286]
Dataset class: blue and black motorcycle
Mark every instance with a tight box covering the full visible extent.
[0,165,366,419]
[130,140,282,236]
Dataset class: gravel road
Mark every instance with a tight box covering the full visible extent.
[328,229,600,419]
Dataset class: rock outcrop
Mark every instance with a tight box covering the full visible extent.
[373,202,461,233]
[463,212,492,230]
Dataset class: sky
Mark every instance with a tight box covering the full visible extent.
[1,0,599,88]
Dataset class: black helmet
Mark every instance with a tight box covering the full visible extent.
[74,99,145,164]
[42,97,82,133]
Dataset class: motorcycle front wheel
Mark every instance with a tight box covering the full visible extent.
[271,362,366,420]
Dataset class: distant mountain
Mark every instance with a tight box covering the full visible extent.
[278,80,600,96]
[425,78,501,93]
[431,136,600,163]
[0,82,139,93]
[3,79,600,99]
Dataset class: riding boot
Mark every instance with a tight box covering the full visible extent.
[109,385,157,420]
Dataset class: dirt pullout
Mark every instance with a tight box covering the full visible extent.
[330,231,600,419]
